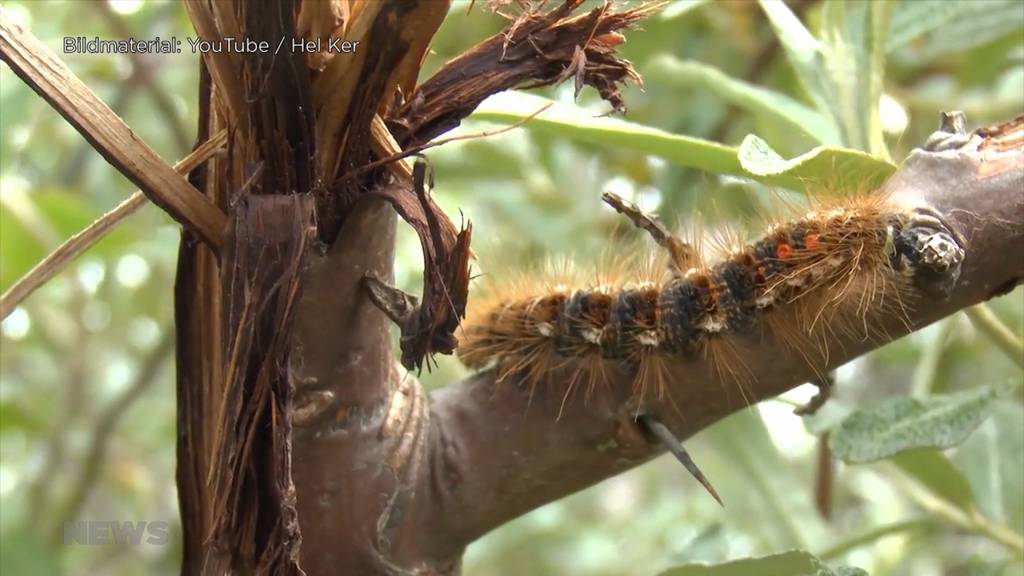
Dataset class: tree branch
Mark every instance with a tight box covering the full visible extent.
[412,115,1024,561]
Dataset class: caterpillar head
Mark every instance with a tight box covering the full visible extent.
[890,207,966,297]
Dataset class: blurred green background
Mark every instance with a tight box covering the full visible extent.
[1,1,1021,575]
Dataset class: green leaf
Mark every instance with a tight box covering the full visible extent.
[887,0,985,52]
[892,448,976,512]
[759,0,892,157]
[658,550,867,576]
[470,93,896,192]
[757,0,834,117]
[829,382,1018,464]
[889,0,1024,58]
[737,135,896,191]
[823,0,893,158]
[646,56,840,145]
[470,92,743,176]
[956,401,1024,532]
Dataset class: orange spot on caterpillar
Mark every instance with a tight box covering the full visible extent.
[805,234,820,250]
[776,243,793,259]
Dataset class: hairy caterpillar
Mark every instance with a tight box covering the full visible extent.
[456,188,965,409]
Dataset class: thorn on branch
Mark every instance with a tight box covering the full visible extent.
[637,413,724,507]
[363,274,421,327]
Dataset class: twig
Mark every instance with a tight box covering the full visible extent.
[813,432,833,520]
[637,414,723,507]
[900,475,1024,554]
[965,304,1024,369]
[601,190,696,273]
[339,103,553,187]
[0,129,226,321]
[362,274,420,326]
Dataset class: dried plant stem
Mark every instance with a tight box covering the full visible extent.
[0,130,226,321]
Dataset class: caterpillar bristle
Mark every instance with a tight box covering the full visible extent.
[457,185,958,412]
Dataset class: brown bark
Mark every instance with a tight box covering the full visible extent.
[176,1,319,573]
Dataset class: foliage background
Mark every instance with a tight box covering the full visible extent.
[0,1,1021,575]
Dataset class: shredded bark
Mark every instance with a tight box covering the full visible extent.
[177,2,321,574]
[241,1,319,197]
[207,194,313,575]
[368,159,473,371]
[389,0,660,147]
[174,62,218,575]
[320,2,443,241]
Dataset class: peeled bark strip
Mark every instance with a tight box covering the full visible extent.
[369,169,473,372]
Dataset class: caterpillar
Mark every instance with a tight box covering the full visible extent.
[456,187,965,410]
